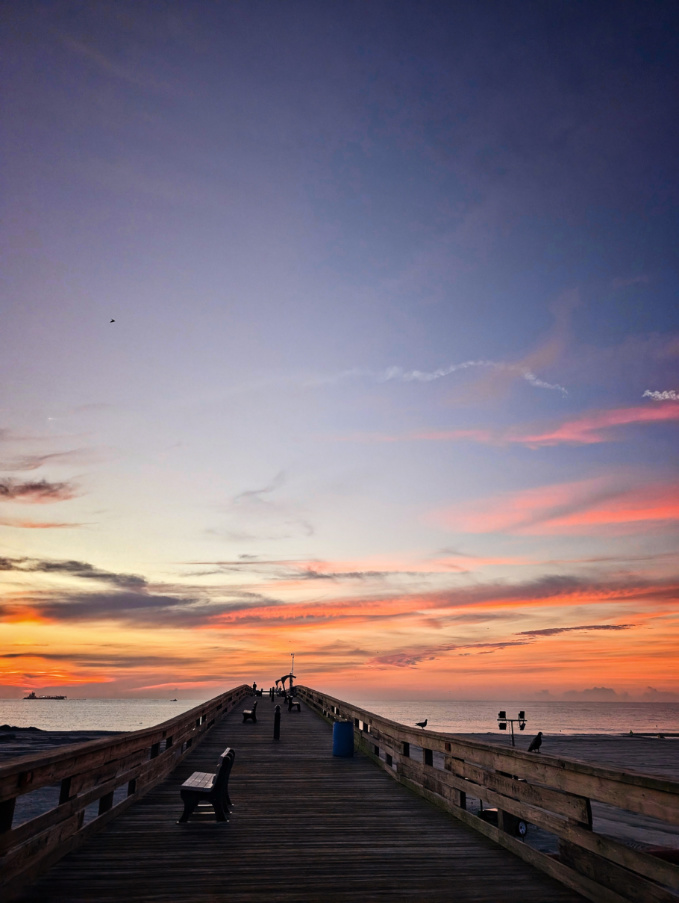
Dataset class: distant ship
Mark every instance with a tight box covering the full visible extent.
[24,691,67,700]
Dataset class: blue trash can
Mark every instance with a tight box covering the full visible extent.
[332,720,354,757]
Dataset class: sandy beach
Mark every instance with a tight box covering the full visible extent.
[0,725,122,763]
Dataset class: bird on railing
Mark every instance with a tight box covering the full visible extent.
[416,719,428,729]
[528,731,543,752]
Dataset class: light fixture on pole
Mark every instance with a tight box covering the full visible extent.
[497,710,527,747]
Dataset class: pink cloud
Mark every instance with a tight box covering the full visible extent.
[337,403,679,448]
[433,478,679,536]
[510,404,679,447]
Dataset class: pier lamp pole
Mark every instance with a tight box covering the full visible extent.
[497,711,527,747]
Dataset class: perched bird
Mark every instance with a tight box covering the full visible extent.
[416,719,428,729]
[528,731,543,753]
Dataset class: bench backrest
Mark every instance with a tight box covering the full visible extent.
[215,748,235,798]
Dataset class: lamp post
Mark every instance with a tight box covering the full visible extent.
[497,710,527,747]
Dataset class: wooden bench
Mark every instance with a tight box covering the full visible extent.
[177,747,235,823]
[242,700,258,722]
[288,698,301,712]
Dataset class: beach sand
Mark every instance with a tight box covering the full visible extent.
[0,725,122,763]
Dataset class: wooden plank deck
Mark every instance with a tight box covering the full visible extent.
[18,697,586,902]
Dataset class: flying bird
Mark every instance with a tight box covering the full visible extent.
[528,731,543,752]
[110,319,115,323]
[416,719,428,729]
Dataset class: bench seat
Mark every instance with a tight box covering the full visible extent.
[177,748,235,823]
[242,700,258,722]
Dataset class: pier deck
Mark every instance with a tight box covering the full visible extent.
[18,696,585,902]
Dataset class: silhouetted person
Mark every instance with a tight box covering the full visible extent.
[416,719,428,729]
[528,731,543,752]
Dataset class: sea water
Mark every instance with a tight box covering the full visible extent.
[354,699,679,736]
[0,697,205,732]
[1,695,678,735]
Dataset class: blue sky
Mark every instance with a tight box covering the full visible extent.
[1,1,678,699]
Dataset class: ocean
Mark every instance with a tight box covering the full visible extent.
[2,695,678,736]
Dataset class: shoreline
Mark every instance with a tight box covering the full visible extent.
[0,725,123,763]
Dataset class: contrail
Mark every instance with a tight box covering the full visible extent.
[377,361,568,395]
[643,389,679,401]
[220,361,568,396]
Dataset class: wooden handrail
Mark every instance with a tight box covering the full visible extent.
[297,686,679,903]
[0,685,250,899]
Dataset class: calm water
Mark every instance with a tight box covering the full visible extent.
[1,695,678,735]
[0,697,206,732]
[354,699,679,736]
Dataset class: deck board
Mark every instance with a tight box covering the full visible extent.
[18,697,586,902]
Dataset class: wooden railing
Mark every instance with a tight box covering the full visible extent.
[297,687,679,903]
[0,685,250,899]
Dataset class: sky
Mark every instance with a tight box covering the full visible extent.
[1,1,678,702]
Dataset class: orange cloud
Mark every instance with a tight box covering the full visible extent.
[208,573,679,631]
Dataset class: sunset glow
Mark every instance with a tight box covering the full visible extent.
[1,3,677,703]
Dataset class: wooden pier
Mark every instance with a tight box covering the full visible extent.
[2,686,678,902]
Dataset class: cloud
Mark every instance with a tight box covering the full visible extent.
[340,403,679,447]
[562,686,629,700]
[210,572,679,630]
[0,518,85,529]
[222,472,314,539]
[644,390,679,402]
[300,359,567,395]
[0,557,147,590]
[0,650,205,669]
[0,448,98,472]
[0,591,280,628]
[433,478,679,536]
[376,360,568,396]
[0,479,79,503]
[367,639,531,668]
[641,686,679,702]
[232,471,286,504]
[508,404,679,447]
[517,623,635,637]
